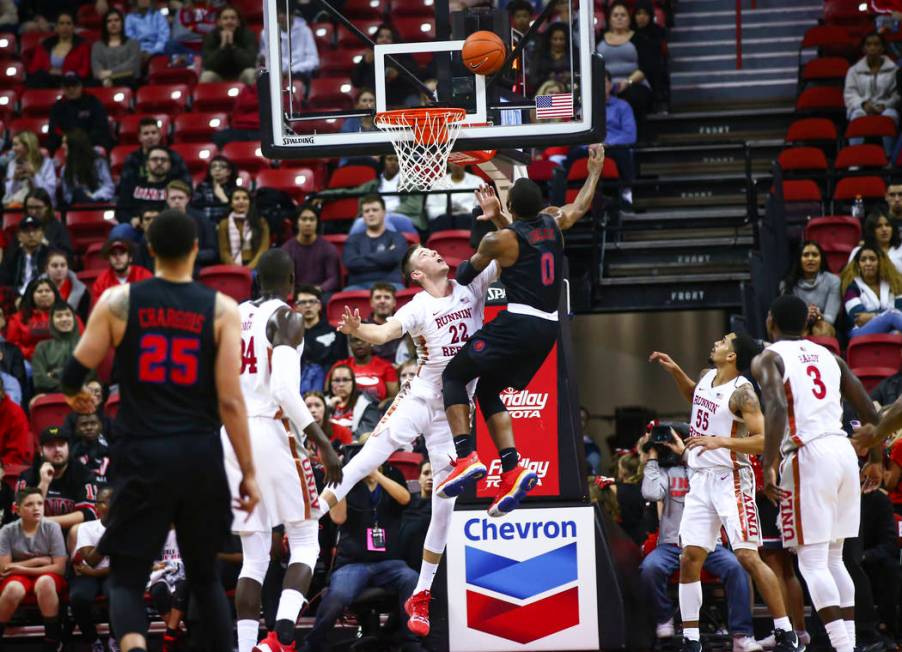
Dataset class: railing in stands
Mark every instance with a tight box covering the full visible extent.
[736,0,743,69]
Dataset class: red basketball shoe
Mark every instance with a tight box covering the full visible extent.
[435,451,486,498]
[487,466,538,517]
[405,589,432,637]
[253,631,296,651]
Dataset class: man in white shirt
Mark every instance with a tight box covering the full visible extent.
[426,163,483,231]
[261,8,319,80]
[69,485,114,651]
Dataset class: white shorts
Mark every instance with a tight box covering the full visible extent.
[221,416,321,534]
[778,435,860,549]
[679,466,761,552]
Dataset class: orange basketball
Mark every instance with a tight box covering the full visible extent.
[462,31,507,76]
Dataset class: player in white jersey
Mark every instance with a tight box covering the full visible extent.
[651,333,803,652]
[315,244,499,639]
[753,295,878,652]
[221,250,343,652]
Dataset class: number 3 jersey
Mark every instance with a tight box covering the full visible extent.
[766,339,844,454]
[390,261,499,398]
[688,370,752,470]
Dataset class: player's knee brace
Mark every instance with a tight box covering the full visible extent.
[442,356,474,409]
[828,540,855,608]
[797,542,840,612]
[285,520,319,572]
[423,488,455,555]
[238,532,270,585]
[475,382,506,419]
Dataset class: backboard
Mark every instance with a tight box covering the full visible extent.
[259,0,603,161]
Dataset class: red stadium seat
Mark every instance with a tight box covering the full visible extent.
[777,147,829,173]
[833,176,887,202]
[395,286,421,309]
[76,3,103,28]
[323,234,348,259]
[846,334,902,370]
[320,197,360,222]
[0,88,16,120]
[800,57,849,83]
[834,144,888,171]
[785,118,838,144]
[255,168,316,203]
[192,82,245,112]
[395,17,435,41]
[169,142,217,175]
[84,86,133,117]
[109,145,132,178]
[823,249,851,273]
[66,209,115,253]
[391,0,436,17]
[9,117,51,146]
[82,241,107,270]
[172,112,228,143]
[337,21,382,48]
[135,84,190,115]
[795,86,844,113]
[0,33,16,58]
[527,159,561,183]
[306,77,354,110]
[326,290,371,327]
[2,211,22,243]
[20,32,51,65]
[781,180,823,202]
[76,268,104,285]
[199,265,253,302]
[311,22,336,50]
[800,25,858,57]
[806,336,841,355]
[851,366,897,392]
[845,115,897,140]
[298,117,343,134]
[804,216,861,251]
[401,231,420,245]
[19,88,61,117]
[387,451,424,482]
[0,61,25,89]
[342,0,385,20]
[319,48,368,77]
[328,165,377,188]
[147,55,201,86]
[105,392,121,419]
[118,114,171,145]
[230,0,263,23]
[426,230,474,265]
[221,141,269,174]
[29,393,71,436]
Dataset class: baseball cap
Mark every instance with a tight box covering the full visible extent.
[102,236,132,257]
[18,215,42,231]
[62,72,82,86]
[39,426,69,445]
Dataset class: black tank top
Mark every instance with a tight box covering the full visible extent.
[113,278,219,438]
[499,213,563,314]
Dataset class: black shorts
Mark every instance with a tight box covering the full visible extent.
[459,310,558,390]
[99,433,231,562]
[756,492,783,550]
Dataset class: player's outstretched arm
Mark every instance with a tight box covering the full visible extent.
[750,351,786,471]
[556,144,604,231]
[337,306,402,345]
[456,230,512,285]
[474,184,512,229]
[648,351,696,403]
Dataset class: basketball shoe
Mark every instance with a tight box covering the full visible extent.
[435,452,486,498]
[254,631,296,651]
[487,466,538,516]
[679,638,702,652]
[405,589,432,637]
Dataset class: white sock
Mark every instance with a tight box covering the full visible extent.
[683,627,700,642]
[843,620,855,649]
[678,581,702,637]
[275,588,306,625]
[415,560,439,594]
[237,619,258,652]
[824,620,853,652]
[773,616,792,632]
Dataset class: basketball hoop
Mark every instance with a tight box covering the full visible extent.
[375,107,468,192]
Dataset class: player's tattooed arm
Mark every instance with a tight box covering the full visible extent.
[728,385,765,452]
[648,351,696,404]
[107,284,129,322]
[750,350,786,471]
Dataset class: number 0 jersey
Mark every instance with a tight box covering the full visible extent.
[239,298,302,419]
[687,370,752,470]
[766,339,844,453]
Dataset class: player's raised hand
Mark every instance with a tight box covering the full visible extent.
[320,443,344,488]
[236,474,261,517]
[337,306,361,335]
[586,144,605,175]
[649,351,678,372]
[475,184,502,221]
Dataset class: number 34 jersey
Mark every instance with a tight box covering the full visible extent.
[688,370,752,471]
[766,339,844,454]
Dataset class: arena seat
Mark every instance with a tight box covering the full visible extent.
[800,57,849,84]
[394,17,436,41]
[135,83,191,115]
[805,336,841,355]
[191,82,245,112]
[323,233,348,259]
[785,118,838,145]
[109,145,132,178]
[172,112,228,143]
[19,88,61,117]
[341,0,385,20]
[76,268,103,285]
[401,231,420,245]
[198,265,252,302]
[327,290,371,327]
[255,168,316,203]
[777,147,829,173]
[311,22,336,50]
[0,61,25,90]
[20,32,51,64]
[779,180,822,203]
[306,77,354,110]
[795,86,844,114]
[425,230,474,265]
[851,366,897,392]
[328,165,377,189]
[834,144,888,171]
[9,117,50,146]
[527,159,561,184]
[2,211,22,243]
[319,48,368,77]
[846,334,902,370]
[832,176,887,203]
[118,114,171,146]
[395,287,421,310]
[169,142,217,176]
[799,25,858,60]
[0,33,16,58]
[66,209,115,253]
[0,88,17,120]
[105,392,121,419]
[82,241,107,270]
[84,86,133,117]
[803,216,861,251]
[221,141,269,174]
[76,3,103,28]
[29,393,71,436]
[337,21,382,48]
[391,0,436,17]
[147,55,201,86]
[844,115,897,141]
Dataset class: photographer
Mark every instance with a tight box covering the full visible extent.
[638,423,759,650]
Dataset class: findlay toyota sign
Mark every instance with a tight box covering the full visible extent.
[446,506,599,651]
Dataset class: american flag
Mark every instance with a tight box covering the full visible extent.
[535,93,573,119]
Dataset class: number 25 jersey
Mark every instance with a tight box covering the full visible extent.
[766,339,844,453]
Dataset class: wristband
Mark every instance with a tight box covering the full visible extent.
[61,356,91,396]
[455,259,479,285]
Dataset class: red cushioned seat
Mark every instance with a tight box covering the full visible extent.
[192,82,245,112]
[199,265,253,302]
[172,112,228,143]
[84,86,133,117]
[135,83,190,114]
[804,216,861,251]
[19,88,61,117]
[846,334,902,370]
[221,141,269,174]
[834,144,888,171]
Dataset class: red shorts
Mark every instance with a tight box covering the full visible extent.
[0,573,66,595]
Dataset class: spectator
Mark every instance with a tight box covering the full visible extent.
[261,7,318,82]
[25,11,91,88]
[32,302,89,396]
[425,163,483,230]
[351,24,419,106]
[636,429,759,646]
[859,488,899,641]
[331,335,400,402]
[0,308,28,404]
[59,129,116,208]
[125,0,170,60]
[397,359,417,385]
[72,411,111,484]
[614,450,648,546]
[596,1,653,124]
[90,236,153,306]
[212,83,261,148]
[40,251,88,323]
[0,488,67,649]
[60,380,113,444]
[69,485,115,651]
[47,73,113,152]
[531,22,572,91]
[631,0,667,108]
[115,145,175,226]
[281,203,342,294]
[325,363,380,436]
[0,383,33,480]
[296,285,347,370]
[305,461,417,651]
[304,391,353,445]
[148,528,188,650]
[364,283,401,362]
[0,367,20,406]
[165,180,219,268]
[841,245,902,338]
[166,0,217,56]
[885,180,902,231]
[23,189,73,258]
[604,69,637,204]
[3,131,56,209]
[217,187,269,268]
[870,367,902,405]
[120,117,192,189]
[780,240,842,337]
[191,155,237,223]
[580,407,602,474]
[849,210,902,272]
[507,0,537,57]
[340,88,378,135]
[845,32,899,151]
[5,277,59,360]
[343,195,408,290]
[133,207,159,271]
[398,460,432,572]
[92,8,142,88]
[0,0,15,32]
[15,426,97,531]
[0,218,52,298]
[200,5,258,84]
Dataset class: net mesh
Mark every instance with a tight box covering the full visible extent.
[375,108,467,192]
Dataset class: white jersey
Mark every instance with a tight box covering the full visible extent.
[767,339,844,453]
[390,261,499,397]
[687,370,752,470]
[239,298,303,418]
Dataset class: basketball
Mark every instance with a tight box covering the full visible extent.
[461,31,507,76]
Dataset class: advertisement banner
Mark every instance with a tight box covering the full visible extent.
[446,505,599,651]
[474,304,560,497]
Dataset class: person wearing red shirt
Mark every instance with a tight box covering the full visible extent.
[25,11,92,88]
[0,383,34,483]
[885,436,902,514]
[329,336,399,402]
[90,237,152,307]
[304,391,354,445]
[5,278,60,361]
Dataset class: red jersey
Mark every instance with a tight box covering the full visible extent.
[329,356,398,401]
[889,437,902,506]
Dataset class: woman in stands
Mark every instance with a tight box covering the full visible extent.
[340,88,377,134]
[844,32,899,141]
[848,210,902,273]
[59,129,116,208]
[631,0,667,108]
[199,4,257,85]
[216,187,269,269]
[23,189,73,257]
[92,8,142,88]
[531,23,573,92]
[304,391,353,445]
[841,245,902,338]
[5,278,63,361]
[41,250,90,322]
[596,1,653,125]
[25,11,91,87]
[3,131,56,209]
[780,241,841,337]
[191,155,237,223]
[325,363,380,438]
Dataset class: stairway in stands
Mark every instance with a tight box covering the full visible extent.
[593,0,820,312]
